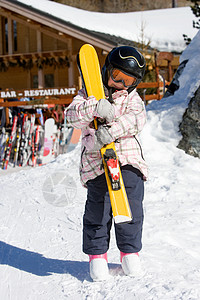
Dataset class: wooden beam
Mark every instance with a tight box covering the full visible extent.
[141,94,162,101]
[137,81,168,89]
[0,98,73,107]
[0,49,69,60]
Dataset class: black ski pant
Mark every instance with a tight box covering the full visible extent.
[83,165,144,255]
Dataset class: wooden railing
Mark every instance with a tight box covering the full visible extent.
[0,97,74,107]
[137,80,169,101]
[0,76,170,111]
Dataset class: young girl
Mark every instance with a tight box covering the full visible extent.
[65,46,148,281]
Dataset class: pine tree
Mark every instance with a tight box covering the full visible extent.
[183,0,200,45]
[190,0,200,28]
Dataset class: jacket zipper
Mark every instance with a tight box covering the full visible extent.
[81,146,86,168]
[134,135,145,161]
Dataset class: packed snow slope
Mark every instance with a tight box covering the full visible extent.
[1,24,200,300]
[16,0,197,52]
[1,116,200,300]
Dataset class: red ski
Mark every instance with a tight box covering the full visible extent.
[2,116,18,170]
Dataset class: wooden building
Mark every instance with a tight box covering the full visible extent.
[0,0,179,99]
[0,0,118,93]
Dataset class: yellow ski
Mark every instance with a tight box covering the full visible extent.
[77,44,132,224]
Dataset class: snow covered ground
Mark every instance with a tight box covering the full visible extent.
[1,95,200,299]
[1,3,200,299]
[0,100,200,300]
[1,51,200,300]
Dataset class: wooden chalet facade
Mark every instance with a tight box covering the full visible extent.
[0,0,180,103]
[0,0,117,94]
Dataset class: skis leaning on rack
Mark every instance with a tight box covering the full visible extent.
[0,114,43,169]
[0,114,81,169]
[77,44,132,224]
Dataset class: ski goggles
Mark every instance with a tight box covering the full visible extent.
[110,68,137,88]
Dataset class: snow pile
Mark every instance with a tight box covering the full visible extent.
[16,0,197,52]
[173,30,200,104]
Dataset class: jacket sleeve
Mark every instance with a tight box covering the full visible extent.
[109,91,146,140]
[65,89,98,129]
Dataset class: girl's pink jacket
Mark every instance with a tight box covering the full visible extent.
[65,88,148,187]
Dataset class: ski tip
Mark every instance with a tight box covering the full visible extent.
[80,43,94,51]
[114,215,132,224]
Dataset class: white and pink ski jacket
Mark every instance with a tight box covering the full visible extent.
[65,88,148,187]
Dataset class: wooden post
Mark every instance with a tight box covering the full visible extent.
[0,18,3,55]
[154,52,161,100]
[25,27,30,53]
[67,39,74,87]
[7,17,13,55]
[168,60,173,82]
[5,104,10,126]
[37,30,44,88]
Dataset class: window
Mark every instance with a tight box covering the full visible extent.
[45,74,54,88]
[4,18,8,53]
[33,75,38,88]
[4,18,17,53]
[13,20,17,52]
[32,74,55,88]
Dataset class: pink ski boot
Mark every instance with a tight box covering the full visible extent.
[120,252,144,277]
[89,253,110,281]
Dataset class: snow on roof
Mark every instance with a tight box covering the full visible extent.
[16,0,198,52]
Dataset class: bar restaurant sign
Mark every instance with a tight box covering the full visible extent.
[0,87,77,99]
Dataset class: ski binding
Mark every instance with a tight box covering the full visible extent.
[103,149,121,191]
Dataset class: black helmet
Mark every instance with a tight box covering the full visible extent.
[102,46,146,91]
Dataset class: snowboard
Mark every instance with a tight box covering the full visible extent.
[77,44,132,224]
[42,118,55,164]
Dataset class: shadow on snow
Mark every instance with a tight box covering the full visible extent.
[0,240,89,281]
[0,241,120,281]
